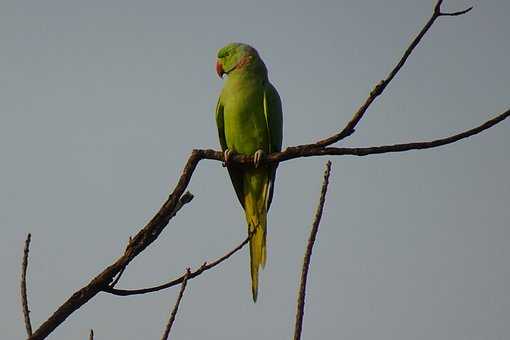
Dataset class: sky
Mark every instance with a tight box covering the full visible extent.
[1,0,509,339]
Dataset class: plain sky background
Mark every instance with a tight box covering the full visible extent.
[1,0,509,339]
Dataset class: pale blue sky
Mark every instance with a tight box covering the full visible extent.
[1,0,509,339]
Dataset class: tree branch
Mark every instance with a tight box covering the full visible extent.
[28,192,194,340]
[435,0,473,17]
[196,109,510,163]
[21,233,33,338]
[103,235,250,296]
[34,106,506,340]
[312,0,473,147]
[161,268,191,340]
[27,2,506,339]
[293,161,332,340]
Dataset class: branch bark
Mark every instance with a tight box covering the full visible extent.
[21,233,33,338]
[26,2,506,339]
[190,109,510,164]
[312,0,473,147]
[28,192,194,340]
[104,235,250,296]
[161,268,191,340]
[293,161,332,340]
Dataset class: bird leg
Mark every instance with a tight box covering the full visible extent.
[222,149,234,167]
[253,149,265,168]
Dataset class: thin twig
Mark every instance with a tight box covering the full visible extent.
[89,329,94,340]
[161,268,191,340]
[439,7,473,16]
[21,233,33,337]
[104,235,250,296]
[293,161,332,340]
[313,0,472,147]
[435,0,474,17]
[27,3,506,339]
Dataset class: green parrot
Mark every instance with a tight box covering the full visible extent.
[215,43,283,302]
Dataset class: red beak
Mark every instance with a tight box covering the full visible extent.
[216,60,225,78]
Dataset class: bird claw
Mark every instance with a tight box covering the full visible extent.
[253,149,265,168]
[222,149,233,167]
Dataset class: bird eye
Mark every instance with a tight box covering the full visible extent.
[218,51,229,59]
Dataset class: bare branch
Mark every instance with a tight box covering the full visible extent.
[293,161,332,340]
[27,3,506,339]
[435,0,473,17]
[21,233,33,337]
[439,7,473,16]
[29,192,194,340]
[313,0,472,147]
[104,235,250,296]
[284,109,510,159]
[161,268,191,340]
[196,109,510,163]
[31,109,506,340]
[30,66,508,340]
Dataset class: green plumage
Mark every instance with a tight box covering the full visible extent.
[215,43,283,301]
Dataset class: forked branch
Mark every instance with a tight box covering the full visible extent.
[28,192,194,340]
[26,2,506,339]
[104,235,250,296]
[312,0,473,147]
[187,108,510,164]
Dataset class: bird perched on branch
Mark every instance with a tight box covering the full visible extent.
[215,43,283,302]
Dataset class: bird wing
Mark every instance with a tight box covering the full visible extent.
[263,81,283,210]
[216,96,245,208]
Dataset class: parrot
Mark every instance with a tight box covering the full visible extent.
[215,42,283,302]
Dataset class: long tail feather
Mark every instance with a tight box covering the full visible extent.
[249,223,266,302]
[244,169,269,302]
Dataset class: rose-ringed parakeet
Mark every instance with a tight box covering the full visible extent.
[215,43,283,302]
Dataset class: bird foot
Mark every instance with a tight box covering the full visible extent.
[253,149,265,168]
[222,149,233,167]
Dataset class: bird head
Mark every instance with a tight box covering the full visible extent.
[216,42,265,78]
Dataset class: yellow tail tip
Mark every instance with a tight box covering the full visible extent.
[249,225,265,303]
